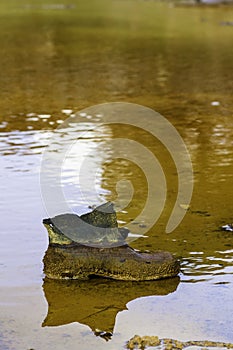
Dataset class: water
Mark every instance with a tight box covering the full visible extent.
[1,0,233,349]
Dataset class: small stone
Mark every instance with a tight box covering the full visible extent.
[174,340,184,349]
[141,335,160,347]
[127,335,142,349]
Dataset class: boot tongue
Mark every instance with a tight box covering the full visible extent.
[80,202,118,228]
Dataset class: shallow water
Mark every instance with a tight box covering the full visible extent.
[1,1,233,349]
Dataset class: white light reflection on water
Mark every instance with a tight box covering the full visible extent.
[40,121,114,215]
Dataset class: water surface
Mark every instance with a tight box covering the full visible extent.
[1,1,233,349]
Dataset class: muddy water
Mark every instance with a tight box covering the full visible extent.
[1,1,233,349]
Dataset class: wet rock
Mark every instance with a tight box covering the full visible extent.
[127,335,160,349]
[126,335,233,349]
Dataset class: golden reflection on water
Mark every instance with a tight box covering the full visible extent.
[42,277,179,333]
[1,1,233,348]
[0,0,233,117]
[1,109,233,280]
